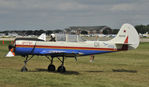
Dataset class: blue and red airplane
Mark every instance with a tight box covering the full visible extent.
[6,23,140,72]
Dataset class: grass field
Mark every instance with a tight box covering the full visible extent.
[0,41,149,87]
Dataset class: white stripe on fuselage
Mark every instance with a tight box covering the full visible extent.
[15,40,116,49]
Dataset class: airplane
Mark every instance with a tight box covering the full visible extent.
[139,32,149,38]
[6,23,140,72]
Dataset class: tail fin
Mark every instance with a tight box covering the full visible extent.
[111,23,140,50]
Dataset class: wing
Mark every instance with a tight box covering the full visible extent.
[39,49,84,57]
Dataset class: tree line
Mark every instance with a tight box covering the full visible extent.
[135,25,149,34]
[0,29,63,36]
[0,24,149,35]
[110,24,149,34]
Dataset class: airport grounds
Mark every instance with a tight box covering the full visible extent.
[0,37,149,87]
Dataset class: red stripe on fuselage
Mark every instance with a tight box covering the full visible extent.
[16,45,117,51]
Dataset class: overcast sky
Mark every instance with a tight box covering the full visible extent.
[0,0,149,30]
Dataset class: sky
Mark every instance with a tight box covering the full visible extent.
[0,0,149,31]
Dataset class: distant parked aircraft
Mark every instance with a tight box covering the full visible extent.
[139,32,149,37]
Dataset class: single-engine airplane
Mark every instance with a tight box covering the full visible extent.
[6,23,140,72]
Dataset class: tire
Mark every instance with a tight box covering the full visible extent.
[57,66,66,73]
[48,64,56,72]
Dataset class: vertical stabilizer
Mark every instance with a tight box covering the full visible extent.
[111,23,140,49]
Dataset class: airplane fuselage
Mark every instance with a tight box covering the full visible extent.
[15,40,118,57]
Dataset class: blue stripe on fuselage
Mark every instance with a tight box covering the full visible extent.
[15,47,114,56]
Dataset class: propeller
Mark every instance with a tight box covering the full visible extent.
[6,44,15,57]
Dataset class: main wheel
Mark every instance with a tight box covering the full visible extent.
[21,66,28,72]
[57,66,66,73]
[48,64,56,72]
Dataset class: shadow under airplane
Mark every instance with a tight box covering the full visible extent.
[29,68,80,75]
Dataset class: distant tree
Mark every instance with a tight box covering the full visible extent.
[81,31,88,34]
[3,31,9,35]
[46,30,53,35]
[39,30,45,34]
[33,30,38,35]
[135,25,146,34]
[112,29,119,34]
[103,30,109,34]
[53,30,63,33]
[33,30,45,36]
[26,30,33,35]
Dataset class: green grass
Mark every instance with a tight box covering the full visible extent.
[0,41,149,87]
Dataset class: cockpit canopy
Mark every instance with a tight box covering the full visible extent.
[55,34,85,42]
[15,34,85,42]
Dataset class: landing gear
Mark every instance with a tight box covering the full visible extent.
[57,56,66,72]
[21,55,34,72]
[20,55,67,73]
[46,57,56,72]
[46,56,66,72]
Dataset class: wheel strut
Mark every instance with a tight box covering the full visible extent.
[57,56,66,72]
[21,55,34,72]
[46,56,56,72]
